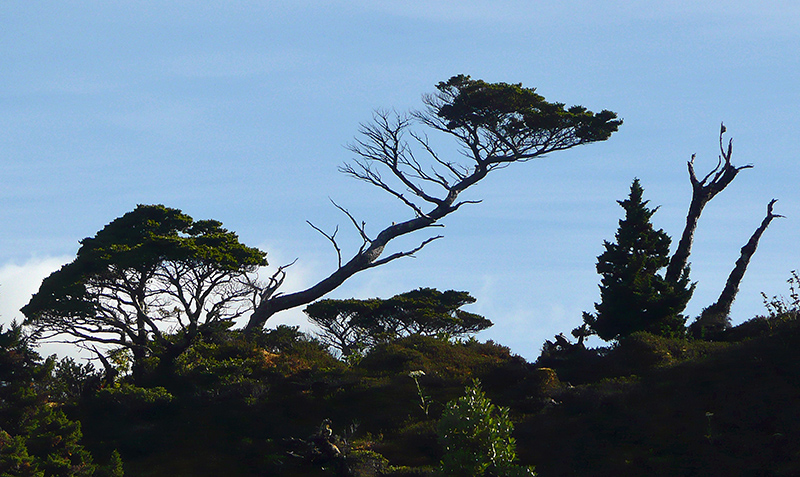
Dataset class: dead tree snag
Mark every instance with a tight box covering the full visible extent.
[666,123,753,284]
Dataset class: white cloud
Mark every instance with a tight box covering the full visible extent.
[0,256,70,325]
[0,257,85,359]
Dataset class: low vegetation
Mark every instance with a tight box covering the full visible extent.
[2,295,799,476]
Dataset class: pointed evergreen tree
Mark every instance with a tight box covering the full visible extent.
[583,179,694,341]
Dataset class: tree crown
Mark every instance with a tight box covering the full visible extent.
[585,179,693,341]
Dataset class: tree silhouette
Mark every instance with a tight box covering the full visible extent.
[583,179,694,341]
[690,199,783,338]
[666,123,752,284]
[22,205,266,377]
[304,288,492,357]
[244,75,621,331]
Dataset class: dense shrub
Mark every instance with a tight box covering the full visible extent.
[0,324,101,476]
[611,332,729,371]
[357,335,521,381]
[438,381,535,476]
[95,384,174,411]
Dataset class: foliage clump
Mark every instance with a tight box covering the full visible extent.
[437,381,534,476]
[305,288,492,359]
[0,323,106,476]
[761,270,800,321]
[356,335,521,381]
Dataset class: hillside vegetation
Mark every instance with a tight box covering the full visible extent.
[3,303,799,476]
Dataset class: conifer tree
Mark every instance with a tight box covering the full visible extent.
[583,179,694,341]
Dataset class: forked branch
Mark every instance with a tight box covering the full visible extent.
[666,123,753,284]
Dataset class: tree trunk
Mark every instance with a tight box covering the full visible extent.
[691,200,782,337]
[666,190,709,283]
[244,212,443,333]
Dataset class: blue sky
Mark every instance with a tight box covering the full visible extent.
[2,1,798,360]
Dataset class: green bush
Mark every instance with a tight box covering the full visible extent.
[0,324,100,476]
[437,381,535,476]
[0,430,43,477]
[357,335,520,381]
[612,332,728,372]
[95,384,173,412]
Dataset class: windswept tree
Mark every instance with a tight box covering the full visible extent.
[303,298,378,358]
[22,205,266,377]
[245,75,621,331]
[304,288,493,357]
[583,179,694,341]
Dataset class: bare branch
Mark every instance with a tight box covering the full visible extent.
[409,130,469,181]
[244,75,621,332]
[451,199,483,211]
[340,160,429,217]
[666,124,754,283]
[692,199,784,336]
[330,199,373,248]
[258,259,297,302]
[344,111,446,210]
[307,221,342,268]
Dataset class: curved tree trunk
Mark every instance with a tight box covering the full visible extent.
[243,80,621,333]
[244,210,444,332]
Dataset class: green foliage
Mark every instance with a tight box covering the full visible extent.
[437,381,534,477]
[434,75,620,147]
[95,384,173,412]
[722,273,800,342]
[22,205,267,377]
[49,358,99,405]
[21,406,95,477]
[0,324,100,476]
[583,179,693,341]
[253,325,313,353]
[521,323,800,476]
[762,270,800,320]
[356,288,492,339]
[0,430,43,477]
[357,335,518,381]
[304,298,378,358]
[537,332,730,385]
[305,288,492,358]
[172,336,272,403]
[30,310,800,476]
[612,332,729,371]
[94,450,123,477]
[345,449,390,475]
